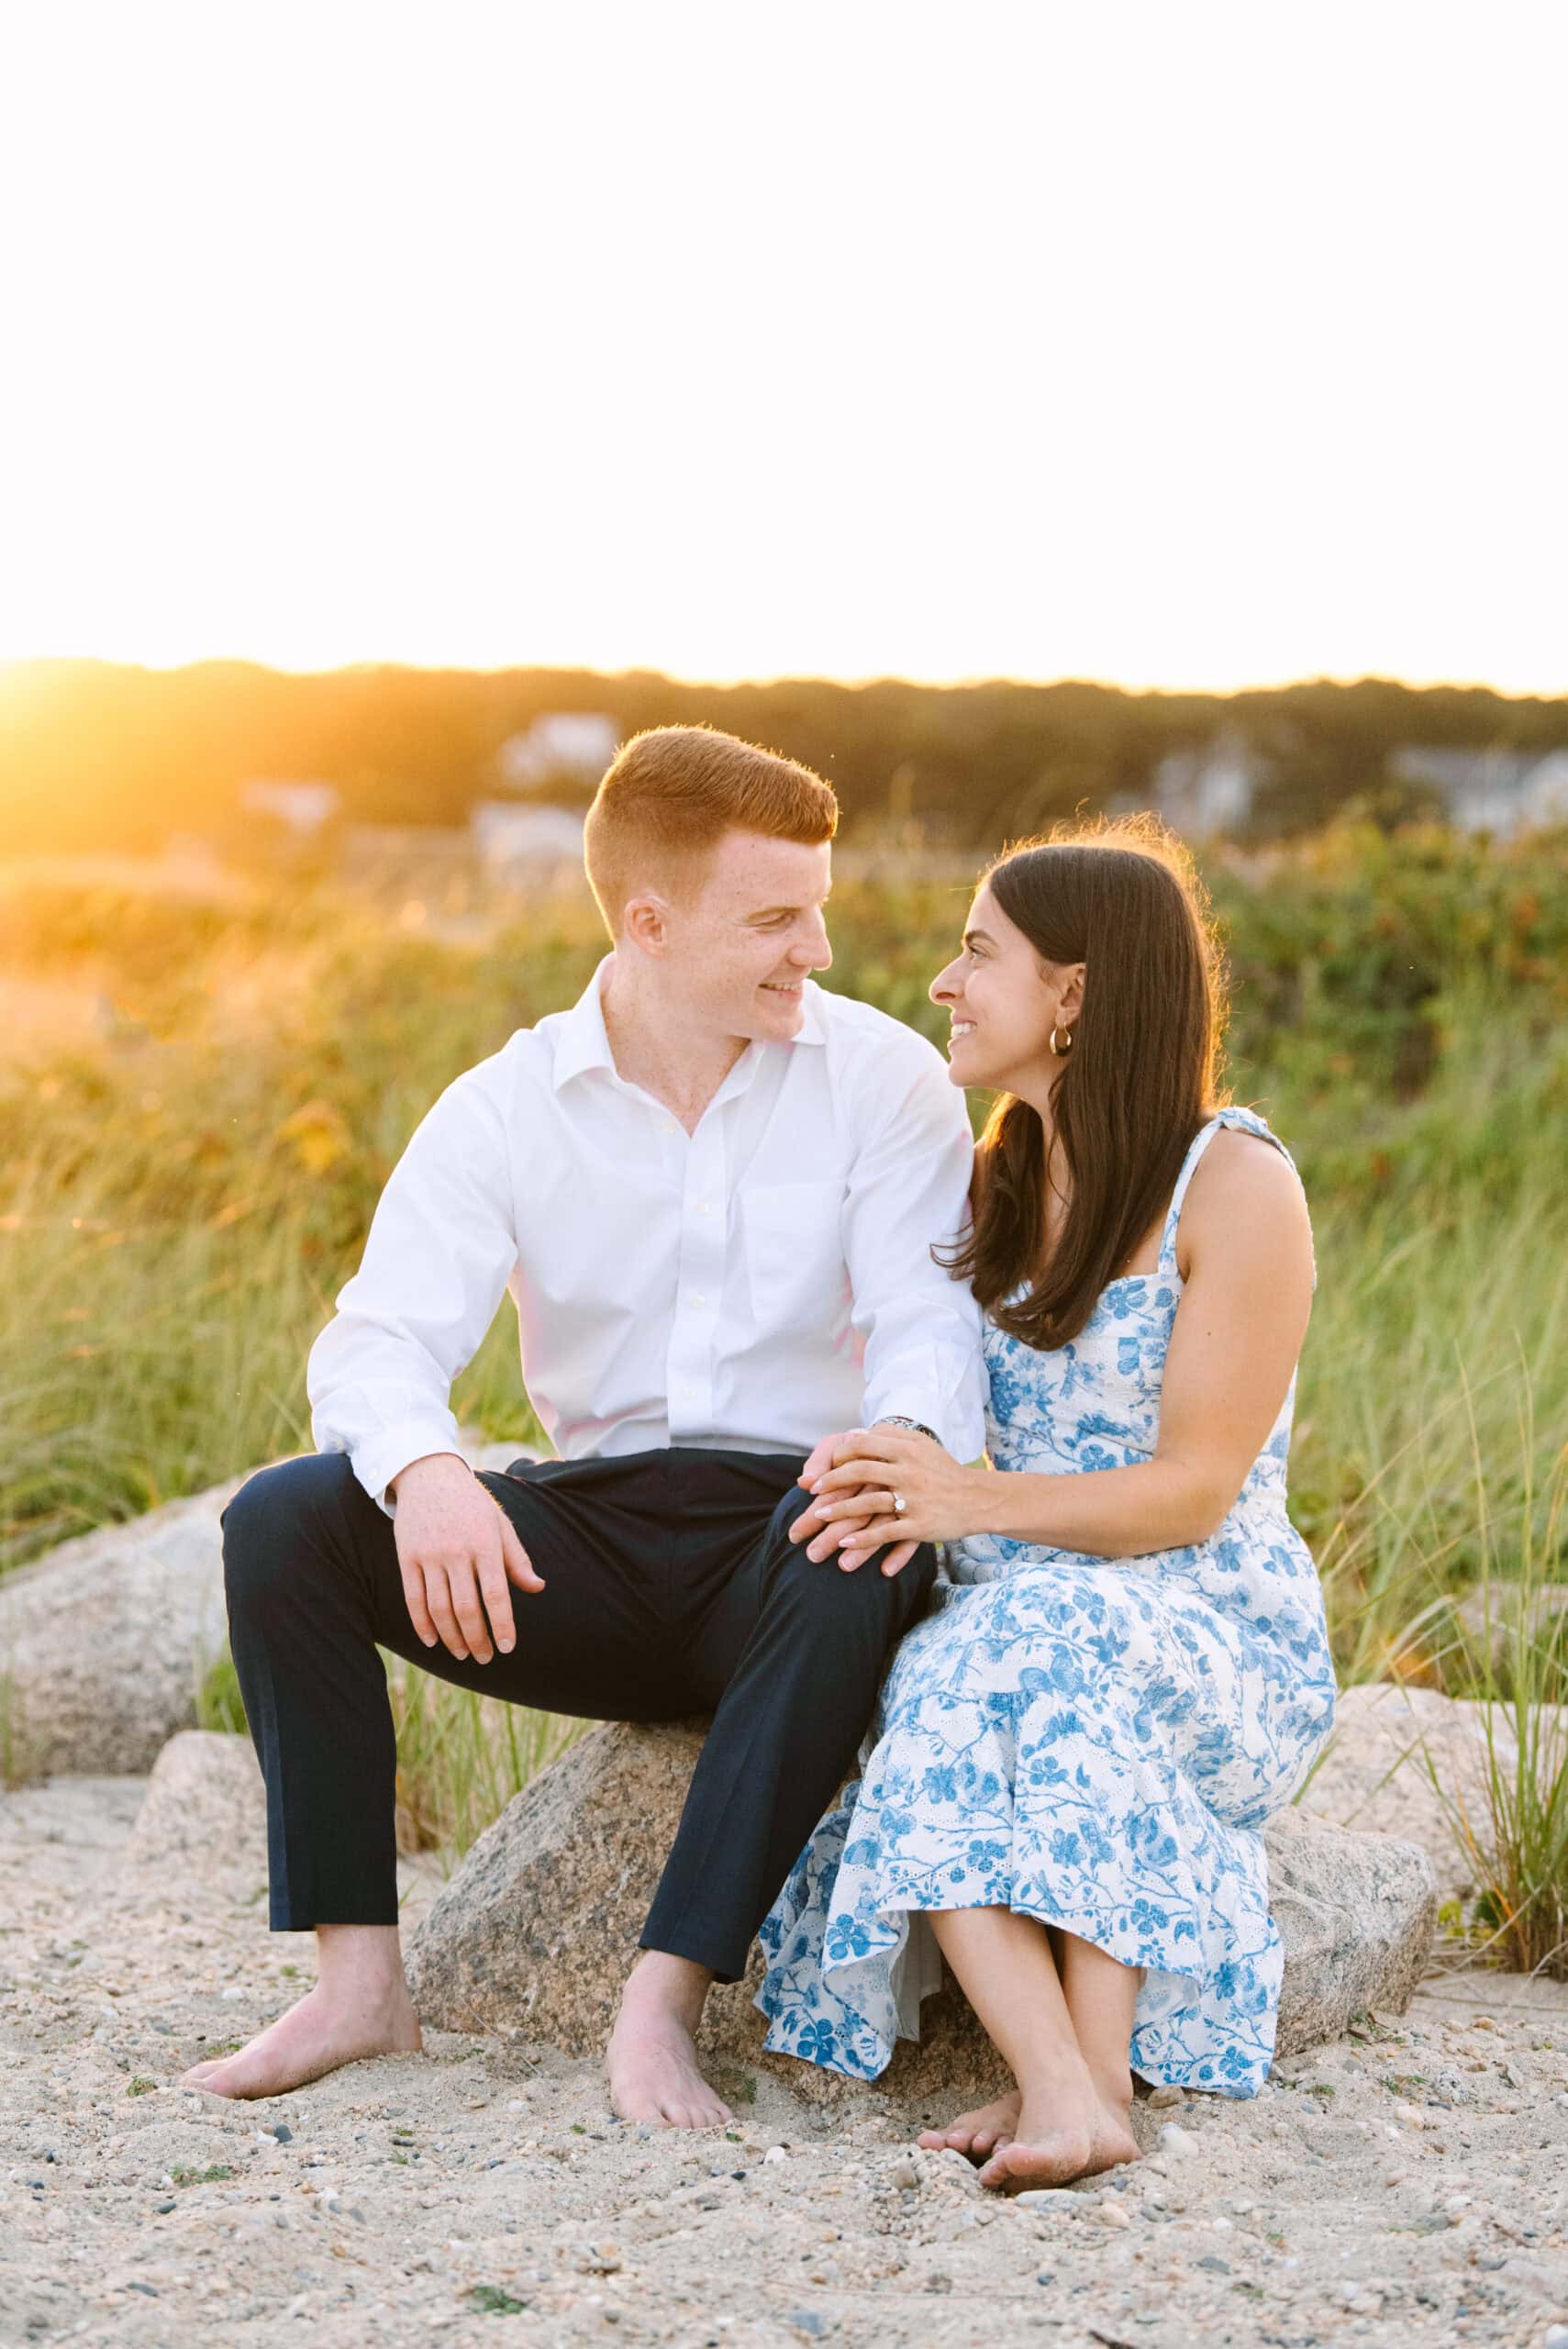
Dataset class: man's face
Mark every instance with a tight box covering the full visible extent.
[655,829,834,1042]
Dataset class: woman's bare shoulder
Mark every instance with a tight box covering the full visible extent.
[1179,1123,1312,1270]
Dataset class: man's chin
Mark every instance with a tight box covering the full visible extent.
[757,984,806,1031]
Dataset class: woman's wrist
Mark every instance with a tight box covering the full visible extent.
[963,1462,1009,1540]
[966,1466,1053,1544]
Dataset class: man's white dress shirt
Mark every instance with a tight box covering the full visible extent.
[308,958,985,1512]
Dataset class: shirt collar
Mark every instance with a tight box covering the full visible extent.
[550,955,619,1090]
[551,956,828,1092]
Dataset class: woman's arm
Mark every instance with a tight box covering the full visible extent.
[806,1129,1315,1565]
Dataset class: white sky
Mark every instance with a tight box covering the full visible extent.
[1,1,1564,693]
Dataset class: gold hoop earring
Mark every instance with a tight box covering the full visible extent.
[1051,1025,1074,1056]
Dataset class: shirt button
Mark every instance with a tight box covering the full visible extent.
[692,1291,706,1306]
[696,1201,712,1217]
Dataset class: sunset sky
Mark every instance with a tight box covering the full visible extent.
[2,2,1563,695]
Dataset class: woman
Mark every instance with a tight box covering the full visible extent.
[755,820,1338,2192]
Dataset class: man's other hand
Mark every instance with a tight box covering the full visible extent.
[388,1453,544,1662]
[792,1428,919,1577]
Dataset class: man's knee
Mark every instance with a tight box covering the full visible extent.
[222,1452,361,1618]
[768,1514,937,1640]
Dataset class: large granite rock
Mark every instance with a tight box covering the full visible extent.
[105,1729,271,1915]
[0,1482,249,1777]
[405,1719,1440,2101]
[1293,1680,1568,1906]
[0,1436,532,1776]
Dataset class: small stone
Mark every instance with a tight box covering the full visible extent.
[924,2272,953,2295]
[889,2162,920,2190]
[1159,2122,1198,2158]
[1543,2326,1568,2349]
[219,1987,245,2002]
[784,2311,826,2339]
[1016,2188,1084,2210]
[763,2145,789,2166]
[272,2123,294,2143]
[1148,2085,1185,2109]
[1393,2102,1431,2128]
[1094,2201,1130,2229]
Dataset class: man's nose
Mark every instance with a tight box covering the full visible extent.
[792,920,832,971]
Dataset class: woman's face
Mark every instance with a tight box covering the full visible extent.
[929,881,1083,1097]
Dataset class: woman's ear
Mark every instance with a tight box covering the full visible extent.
[1056,961,1086,1024]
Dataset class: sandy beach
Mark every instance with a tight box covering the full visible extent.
[3,1766,1565,2349]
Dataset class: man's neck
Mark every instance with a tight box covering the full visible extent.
[599,960,751,1133]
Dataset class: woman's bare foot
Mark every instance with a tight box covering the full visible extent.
[605,1952,732,2130]
[180,1978,422,2101]
[917,2087,1022,2162]
[975,2076,1140,2193]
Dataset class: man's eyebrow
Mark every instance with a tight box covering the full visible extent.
[748,890,832,919]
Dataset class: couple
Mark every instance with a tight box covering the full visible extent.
[187,724,1337,2192]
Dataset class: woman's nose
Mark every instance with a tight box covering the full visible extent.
[929,960,961,1005]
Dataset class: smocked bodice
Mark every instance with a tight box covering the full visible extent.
[947,1107,1312,1598]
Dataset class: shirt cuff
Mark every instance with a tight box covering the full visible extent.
[340,1419,468,1519]
[861,1373,984,1464]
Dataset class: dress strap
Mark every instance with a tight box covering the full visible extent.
[1157,1106,1314,1286]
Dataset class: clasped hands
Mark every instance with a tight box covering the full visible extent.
[789,1423,983,1575]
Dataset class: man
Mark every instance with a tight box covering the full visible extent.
[186,725,983,2126]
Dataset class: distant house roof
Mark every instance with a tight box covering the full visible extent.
[497,713,620,790]
[1390,746,1568,835]
[1151,728,1264,839]
[470,802,586,864]
[239,780,340,834]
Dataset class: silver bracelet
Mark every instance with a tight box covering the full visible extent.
[873,1414,940,1444]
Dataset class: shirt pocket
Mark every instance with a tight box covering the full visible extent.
[741,1180,847,1330]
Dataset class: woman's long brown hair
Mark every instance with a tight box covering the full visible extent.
[940,816,1229,1351]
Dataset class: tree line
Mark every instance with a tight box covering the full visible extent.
[5,657,1568,855]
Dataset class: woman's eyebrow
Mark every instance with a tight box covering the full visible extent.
[962,927,995,949]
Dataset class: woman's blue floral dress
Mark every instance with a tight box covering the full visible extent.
[755,1108,1339,2098]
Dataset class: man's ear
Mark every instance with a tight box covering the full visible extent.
[622,892,673,958]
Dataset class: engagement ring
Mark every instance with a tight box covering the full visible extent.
[891,1490,906,1517]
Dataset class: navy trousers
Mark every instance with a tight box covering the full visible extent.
[220,1445,937,1983]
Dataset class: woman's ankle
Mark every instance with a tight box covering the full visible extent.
[1085,2060,1135,2114]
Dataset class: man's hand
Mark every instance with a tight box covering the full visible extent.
[388,1453,544,1663]
[791,1426,922,1577]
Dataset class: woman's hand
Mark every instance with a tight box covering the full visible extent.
[798,1425,988,1571]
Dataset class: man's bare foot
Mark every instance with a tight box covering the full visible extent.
[917,2087,1022,2161]
[179,1980,422,2101]
[975,2076,1140,2193]
[606,1953,731,2130]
